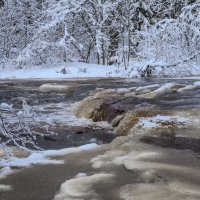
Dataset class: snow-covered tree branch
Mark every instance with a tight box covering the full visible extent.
[0,0,200,77]
[0,99,42,158]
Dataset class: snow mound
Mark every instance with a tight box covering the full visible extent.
[54,173,114,200]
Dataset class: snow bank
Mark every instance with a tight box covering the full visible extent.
[0,62,123,79]
[1,62,200,79]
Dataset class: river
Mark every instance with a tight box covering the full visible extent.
[0,78,200,200]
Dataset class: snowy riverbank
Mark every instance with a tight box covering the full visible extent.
[1,62,200,80]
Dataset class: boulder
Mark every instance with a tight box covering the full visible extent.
[73,88,124,119]
[116,107,167,135]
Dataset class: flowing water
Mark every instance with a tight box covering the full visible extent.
[0,78,200,200]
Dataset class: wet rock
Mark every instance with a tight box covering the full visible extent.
[89,88,104,96]
[74,87,162,125]
[116,107,167,135]
[60,67,67,74]
[110,136,129,150]
[73,88,123,119]
[73,96,107,119]
[39,84,75,94]
[43,135,57,141]
[111,114,125,127]
[90,96,159,123]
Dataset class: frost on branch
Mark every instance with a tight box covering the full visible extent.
[0,99,42,158]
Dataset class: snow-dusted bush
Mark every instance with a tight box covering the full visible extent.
[136,2,200,76]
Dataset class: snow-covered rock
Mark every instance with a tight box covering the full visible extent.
[39,84,75,94]
[116,88,130,94]
[140,83,177,98]
[0,103,13,110]
[115,107,165,135]
[177,85,200,93]
[135,84,160,94]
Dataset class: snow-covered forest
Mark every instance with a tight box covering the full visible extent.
[1,1,200,199]
[0,0,200,77]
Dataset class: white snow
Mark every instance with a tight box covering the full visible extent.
[0,166,12,179]
[136,115,189,129]
[1,62,200,80]
[135,84,160,92]
[0,143,97,179]
[0,184,12,191]
[116,88,131,94]
[0,103,13,110]
[39,84,75,93]
[54,173,114,200]
[194,81,200,86]
[177,85,200,93]
[0,62,124,79]
[152,83,176,94]
[139,82,177,98]
[74,173,87,178]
